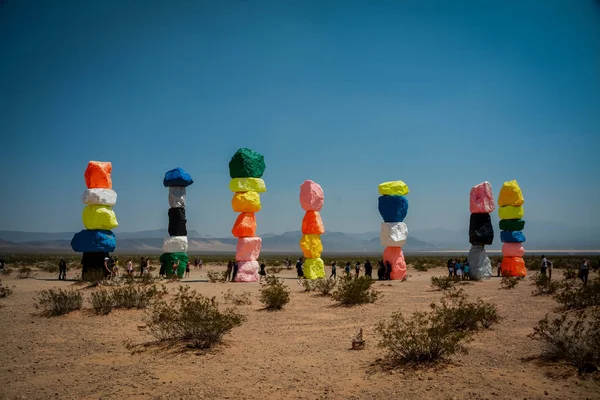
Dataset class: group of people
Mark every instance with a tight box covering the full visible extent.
[225,260,267,282]
[447,258,471,280]
[293,258,395,281]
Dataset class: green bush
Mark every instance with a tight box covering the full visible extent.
[531,273,562,296]
[111,285,158,309]
[266,266,283,274]
[222,289,252,306]
[376,310,469,365]
[35,288,83,316]
[332,275,380,306]
[431,290,501,331]
[90,289,114,315]
[260,275,290,310]
[500,277,521,290]
[563,268,578,280]
[529,309,600,372]
[430,275,460,291]
[553,279,600,310]
[207,270,228,283]
[146,286,245,349]
[313,278,337,296]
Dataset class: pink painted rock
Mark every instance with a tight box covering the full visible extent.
[236,237,262,261]
[300,180,324,211]
[234,260,259,282]
[383,246,407,280]
[502,242,525,257]
[470,181,496,214]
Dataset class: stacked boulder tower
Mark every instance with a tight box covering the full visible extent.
[498,180,527,277]
[229,148,266,282]
[299,180,325,280]
[71,161,118,279]
[160,168,193,278]
[378,181,409,280]
[467,182,495,280]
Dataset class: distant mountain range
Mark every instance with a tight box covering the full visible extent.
[0,220,598,254]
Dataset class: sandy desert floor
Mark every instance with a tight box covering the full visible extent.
[1,266,599,400]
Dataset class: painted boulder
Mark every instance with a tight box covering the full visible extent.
[232,212,257,238]
[378,195,409,223]
[469,213,494,245]
[229,148,266,179]
[163,167,193,187]
[380,222,408,248]
[82,205,118,230]
[500,230,526,243]
[229,178,267,193]
[85,161,112,189]
[303,258,325,280]
[235,237,262,261]
[71,230,116,253]
[469,181,495,213]
[383,246,407,280]
[300,234,323,259]
[498,180,524,207]
[162,236,189,253]
[302,211,325,235]
[232,191,261,213]
[299,180,324,211]
[82,189,117,206]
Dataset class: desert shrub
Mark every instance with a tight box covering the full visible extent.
[267,266,283,274]
[37,261,59,273]
[313,278,336,296]
[376,310,469,365]
[563,268,578,280]
[430,289,501,331]
[553,279,600,310]
[430,275,460,291]
[259,275,290,310]
[207,270,228,283]
[1,267,13,276]
[529,309,600,372]
[500,277,521,290]
[0,280,13,298]
[531,273,562,296]
[222,289,252,306]
[82,269,106,283]
[35,288,83,316]
[17,266,35,279]
[138,273,158,285]
[111,285,158,309]
[300,278,314,292]
[90,289,114,315]
[146,286,245,349]
[332,275,380,306]
[411,259,429,272]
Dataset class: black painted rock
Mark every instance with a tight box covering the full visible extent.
[168,207,187,236]
[469,213,494,245]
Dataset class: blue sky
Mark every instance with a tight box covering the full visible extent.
[1,0,599,237]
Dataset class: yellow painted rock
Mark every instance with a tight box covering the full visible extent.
[498,205,524,220]
[232,191,261,212]
[378,180,409,196]
[229,178,266,193]
[82,205,118,230]
[300,234,323,258]
[498,180,524,206]
[303,258,325,280]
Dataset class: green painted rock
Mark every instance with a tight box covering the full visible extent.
[160,252,188,278]
[229,148,266,178]
[499,219,525,231]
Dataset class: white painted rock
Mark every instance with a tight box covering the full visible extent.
[380,222,408,248]
[168,186,186,208]
[162,236,188,253]
[82,189,117,206]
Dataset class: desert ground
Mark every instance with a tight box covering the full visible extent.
[1,265,598,400]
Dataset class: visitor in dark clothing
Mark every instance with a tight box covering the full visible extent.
[330,261,337,279]
[385,261,392,280]
[377,260,385,280]
[232,261,239,282]
[259,262,266,282]
[580,258,590,286]
[58,259,67,280]
[226,261,233,281]
[296,259,304,279]
[355,262,361,277]
[344,262,351,276]
[364,260,372,278]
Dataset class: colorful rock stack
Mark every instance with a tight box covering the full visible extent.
[70,161,118,279]
[498,180,526,277]
[299,180,325,280]
[467,181,495,280]
[378,181,409,280]
[229,148,266,282]
[160,168,193,278]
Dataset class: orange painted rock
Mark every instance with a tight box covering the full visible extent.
[85,161,112,189]
[501,257,527,277]
[236,237,262,261]
[302,211,325,235]
[232,212,256,238]
[383,246,407,280]
[299,180,324,211]
[231,191,261,213]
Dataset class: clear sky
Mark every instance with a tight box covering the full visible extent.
[1,0,599,237]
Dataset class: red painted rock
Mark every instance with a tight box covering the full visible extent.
[85,161,112,189]
[502,243,525,257]
[302,211,325,235]
[232,212,256,238]
[501,257,527,277]
[470,181,495,213]
[299,180,324,211]
[236,237,262,261]
[383,246,407,280]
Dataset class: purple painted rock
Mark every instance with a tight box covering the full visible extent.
[470,181,495,214]
[299,180,324,211]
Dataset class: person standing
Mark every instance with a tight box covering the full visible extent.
[296,258,304,280]
[547,259,553,280]
[194,258,199,268]
[171,260,180,276]
[145,258,151,275]
[344,262,351,276]
[330,261,337,280]
[226,261,233,281]
[579,258,590,285]
[463,259,470,280]
[112,257,119,277]
[377,260,385,280]
[497,259,502,277]
[232,260,239,282]
[385,261,392,280]
[127,259,133,275]
[540,255,549,276]
[139,257,146,277]
[364,260,373,278]
[447,258,455,277]
[198,259,203,269]
[259,262,266,282]
[355,262,361,278]
[0,258,4,271]
[455,259,463,279]
[185,261,191,278]
[58,259,67,280]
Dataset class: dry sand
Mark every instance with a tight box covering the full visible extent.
[1,266,599,400]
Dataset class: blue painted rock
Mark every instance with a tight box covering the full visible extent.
[378,195,408,223]
[71,230,116,253]
[500,230,526,243]
[163,168,194,187]
[469,213,494,245]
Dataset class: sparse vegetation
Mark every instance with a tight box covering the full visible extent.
[563,268,578,280]
[332,275,380,306]
[531,273,562,296]
[17,265,35,279]
[111,284,159,309]
[500,277,521,290]
[259,275,290,310]
[431,289,501,331]
[529,309,600,373]
[553,279,600,310]
[266,266,283,274]
[1,267,13,276]
[222,289,252,306]
[146,286,245,349]
[35,288,83,316]
[430,275,460,291]
[313,278,336,296]
[90,289,114,315]
[0,280,13,298]
[207,270,228,283]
